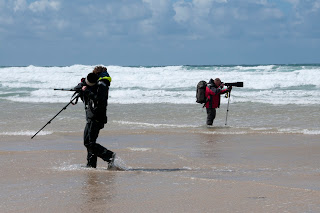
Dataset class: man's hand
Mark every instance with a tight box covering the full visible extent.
[82,86,87,91]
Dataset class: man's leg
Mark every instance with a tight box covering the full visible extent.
[206,108,216,125]
[85,121,115,165]
[84,122,97,168]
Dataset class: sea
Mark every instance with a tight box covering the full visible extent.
[0,64,319,137]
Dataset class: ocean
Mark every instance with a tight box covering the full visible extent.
[1,64,320,212]
[0,64,319,136]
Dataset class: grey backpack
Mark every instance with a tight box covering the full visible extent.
[196,81,207,103]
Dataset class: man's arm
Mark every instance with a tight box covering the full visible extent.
[96,82,107,104]
[82,82,107,103]
[219,88,229,94]
[73,81,84,91]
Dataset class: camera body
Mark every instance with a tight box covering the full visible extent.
[224,82,243,87]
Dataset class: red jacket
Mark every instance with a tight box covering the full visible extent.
[205,86,228,108]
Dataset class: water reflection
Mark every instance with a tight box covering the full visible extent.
[127,168,189,172]
[195,133,224,160]
[80,171,116,213]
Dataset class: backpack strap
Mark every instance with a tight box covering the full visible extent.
[202,97,209,108]
[209,95,213,108]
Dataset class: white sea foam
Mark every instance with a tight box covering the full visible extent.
[53,164,84,171]
[0,131,52,136]
[128,147,151,151]
[235,65,275,71]
[302,130,320,135]
[198,128,320,135]
[113,120,199,128]
[54,157,128,171]
[199,131,250,135]
[279,128,320,135]
[1,64,320,104]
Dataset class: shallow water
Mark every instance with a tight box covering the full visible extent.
[1,133,320,212]
[1,101,319,138]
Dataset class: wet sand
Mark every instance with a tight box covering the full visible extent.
[1,132,320,212]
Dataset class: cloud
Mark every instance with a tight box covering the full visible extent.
[173,0,218,23]
[312,1,320,11]
[173,1,192,23]
[52,18,68,30]
[260,7,284,19]
[284,0,300,6]
[1,0,320,45]
[173,0,216,28]
[142,0,170,15]
[0,15,13,25]
[13,0,27,12]
[29,0,60,12]
[7,0,60,12]
[172,0,298,40]
[139,0,175,35]
[1,0,320,66]
[173,0,234,39]
[0,0,6,9]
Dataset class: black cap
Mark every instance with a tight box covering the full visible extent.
[85,73,98,86]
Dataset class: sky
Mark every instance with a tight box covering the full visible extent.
[0,0,320,66]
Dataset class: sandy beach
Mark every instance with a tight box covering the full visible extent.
[1,131,320,213]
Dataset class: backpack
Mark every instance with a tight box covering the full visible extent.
[196,80,207,104]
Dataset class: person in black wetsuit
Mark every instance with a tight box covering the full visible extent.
[74,66,115,169]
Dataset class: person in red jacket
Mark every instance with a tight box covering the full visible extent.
[205,78,232,125]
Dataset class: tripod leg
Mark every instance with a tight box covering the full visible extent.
[225,92,231,126]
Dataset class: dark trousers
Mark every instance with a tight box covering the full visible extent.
[84,120,114,168]
[206,108,216,125]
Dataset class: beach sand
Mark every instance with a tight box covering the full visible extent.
[1,132,320,212]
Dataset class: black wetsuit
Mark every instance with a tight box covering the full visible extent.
[75,79,114,168]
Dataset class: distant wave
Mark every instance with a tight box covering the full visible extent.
[1,64,319,105]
